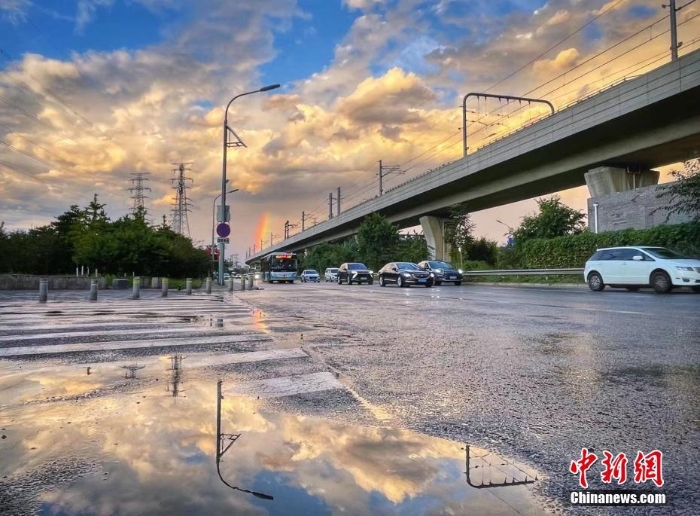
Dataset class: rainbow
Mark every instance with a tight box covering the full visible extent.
[254,213,270,250]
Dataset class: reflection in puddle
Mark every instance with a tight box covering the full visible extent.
[0,378,546,515]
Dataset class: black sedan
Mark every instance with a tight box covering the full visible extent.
[337,262,374,285]
[418,260,463,285]
[378,262,434,287]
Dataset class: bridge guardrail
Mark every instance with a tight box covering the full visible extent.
[464,268,584,277]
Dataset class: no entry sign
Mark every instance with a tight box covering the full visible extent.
[216,223,231,238]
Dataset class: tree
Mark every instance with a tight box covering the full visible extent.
[357,213,400,270]
[657,159,700,221]
[468,237,498,266]
[396,234,429,263]
[512,196,586,245]
[444,203,475,251]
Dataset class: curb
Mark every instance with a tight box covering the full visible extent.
[466,282,588,289]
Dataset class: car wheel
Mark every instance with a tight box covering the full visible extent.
[587,272,605,292]
[368,278,374,285]
[435,281,442,286]
[397,276,404,288]
[651,271,672,294]
[454,281,462,286]
[692,286,700,293]
[379,275,385,287]
[425,282,432,288]
[625,286,640,292]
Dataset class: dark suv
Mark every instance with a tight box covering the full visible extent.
[418,260,463,286]
[337,263,373,285]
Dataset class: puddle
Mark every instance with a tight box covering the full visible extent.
[0,378,546,515]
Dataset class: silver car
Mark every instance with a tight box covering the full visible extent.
[324,267,339,281]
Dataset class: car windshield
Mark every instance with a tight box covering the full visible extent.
[348,263,368,270]
[396,262,420,270]
[328,268,338,273]
[428,261,455,269]
[641,248,690,259]
[305,270,318,274]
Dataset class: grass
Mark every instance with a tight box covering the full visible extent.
[464,274,585,285]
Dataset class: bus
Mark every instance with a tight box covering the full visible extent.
[260,252,299,283]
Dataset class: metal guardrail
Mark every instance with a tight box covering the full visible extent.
[464,268,584,277]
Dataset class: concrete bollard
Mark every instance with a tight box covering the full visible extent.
[186,278,192,295]
[241,275,247,291]
[206,277,212,294]
[132,277,141,300]
[89,280,98,301]
[228,277,234,292]
[39,279,48,303]
[161,278,168,297]
[247,274,254,290]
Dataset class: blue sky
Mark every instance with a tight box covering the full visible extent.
[0,0,688,254]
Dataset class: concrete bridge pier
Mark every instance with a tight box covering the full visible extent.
[584,166,659,198]
[419,216,450,261]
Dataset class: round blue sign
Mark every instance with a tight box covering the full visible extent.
[216,223,231,238]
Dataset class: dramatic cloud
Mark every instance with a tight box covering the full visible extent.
[1,0,697,255]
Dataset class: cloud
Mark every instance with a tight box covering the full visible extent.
[0,0,29,24]
[75,0,114,33]
[532,47,580,74]
[1,0,697,255]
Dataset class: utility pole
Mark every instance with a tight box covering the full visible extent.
[328,192,334,220]
[128,173,151,215]
[337,187,341,216]
[663,0,685,61]
[378,160,401,196]
[170,162,194,237]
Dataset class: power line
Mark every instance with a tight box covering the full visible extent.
[484,0,629,93]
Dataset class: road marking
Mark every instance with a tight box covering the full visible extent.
[227,371,343,398]
[0,327,234,342]
[0,334,272,357]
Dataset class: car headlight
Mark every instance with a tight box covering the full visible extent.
[369,270,373,274]
[403,272,411,277]
[458,269,463,274]
[429,273,434,277]
[676,266,694,271]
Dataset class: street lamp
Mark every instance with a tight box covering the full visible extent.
[495,219,514,234]
[220,83,281,285]
[212,188,239,270]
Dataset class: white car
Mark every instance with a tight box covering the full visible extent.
[324,267,339,282]
[584,246,700,293]
[300,269,320,282]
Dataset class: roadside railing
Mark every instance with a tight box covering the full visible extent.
[463,268,584,277]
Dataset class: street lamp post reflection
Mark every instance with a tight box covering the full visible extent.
[215,380,274,500]
[220,84,280,285]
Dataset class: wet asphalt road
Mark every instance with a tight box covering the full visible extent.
[0,283,698,515]
[241,281,700,515]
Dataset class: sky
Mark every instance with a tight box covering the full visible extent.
[1,0,699,261]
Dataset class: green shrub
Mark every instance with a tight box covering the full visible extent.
[460,260,492,271]
[518,222,700,268]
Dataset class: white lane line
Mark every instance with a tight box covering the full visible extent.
[187,348,308,367]
[0,334,271,357]
[0,321,196,331]
[0,307,250,316]
[0,327,242,342]
[227,371,343,399]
